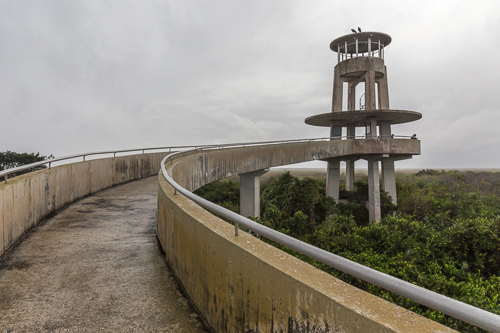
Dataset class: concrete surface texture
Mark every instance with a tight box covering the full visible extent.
[171,139,419,193]
[0,152,166,257]
[0,176,207,332]
[239,169,268,218]
[157,161,456,332]
[304,109,422,127]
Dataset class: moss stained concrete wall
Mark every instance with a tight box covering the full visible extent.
[0,152,166,256]
[157,141,455,332]
[171,139,420,192]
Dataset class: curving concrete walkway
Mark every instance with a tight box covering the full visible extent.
[0,176,208,332]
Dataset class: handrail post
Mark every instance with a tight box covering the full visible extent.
[235,222,239,236]
[4,175,7,184]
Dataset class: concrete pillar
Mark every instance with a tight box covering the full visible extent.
[377,120,396,204]
[367,159,381,222]
[345,125,356,191]
[347,82,356,111]
[366,117,378,138]
[326,159,341,203]
[381,159,397,205]
[378,121,391,139]
[377,69,390,109]
[239,169,268,218]
[345,160,355,191]
[365,69,377,110]
[346,124,356,139]
[331,67,343,112]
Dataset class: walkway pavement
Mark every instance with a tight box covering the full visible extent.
[0,176,208,332]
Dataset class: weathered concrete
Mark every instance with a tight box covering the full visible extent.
[345,126,356,192]
[0,152,165,257]
[239,169,268,218]
[157,151,456,332]
[326,158,341,202]
[367,157,382,222]
[0,177,207,332]
[381,158,397,205]
[171,139,420,192]
[345,159,356,191]
[305,109,422,128]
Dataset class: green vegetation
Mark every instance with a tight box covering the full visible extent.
[195,170,500,332]
[0,150,53,177]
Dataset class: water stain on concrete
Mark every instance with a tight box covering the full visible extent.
[0,176,209,332]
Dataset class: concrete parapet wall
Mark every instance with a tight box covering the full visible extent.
[0,152,166,256]
[172,139,419,191]
[157,141,454,332]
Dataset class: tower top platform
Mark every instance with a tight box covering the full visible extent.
[305,109,421,127]
[330,32,391,54]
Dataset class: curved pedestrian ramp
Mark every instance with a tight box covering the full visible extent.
[0,177,208,332]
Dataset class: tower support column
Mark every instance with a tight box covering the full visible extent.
[331,67,344,112]
[239,169,268,218]
[377,72,390,109]
[326,158,341,202]
[366,117,378,138]
[378,121,391,139]
[347,82,357,111]
[345,160,355,191]
[365,69,377,110]
[378,120,397,205]
[367,158,381,222]
[381,159,397,205]
[345,124,356,192]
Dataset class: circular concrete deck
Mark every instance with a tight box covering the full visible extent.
[304,109,422,127]
[330,32,392,53]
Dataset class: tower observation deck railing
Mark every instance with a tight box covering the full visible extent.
[337,38,385,62]
[161,137,500,333]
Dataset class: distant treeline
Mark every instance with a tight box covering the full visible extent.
[194,170,500,333]
[0,151,53,177]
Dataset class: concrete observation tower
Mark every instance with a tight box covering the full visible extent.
[305,31,422,222]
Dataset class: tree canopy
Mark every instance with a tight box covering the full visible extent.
[195,170,500,332]
[0,150,54,177]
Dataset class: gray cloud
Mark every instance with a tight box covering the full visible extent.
[1,0,499,169]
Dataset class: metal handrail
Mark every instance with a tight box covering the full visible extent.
[160,143,500,332]
[0,145,203,184]
[0,135,411,184]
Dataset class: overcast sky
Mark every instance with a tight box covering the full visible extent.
[1,0,499,169]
